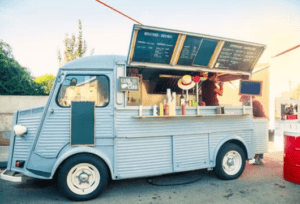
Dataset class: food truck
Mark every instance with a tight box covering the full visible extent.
[1,25,268,201]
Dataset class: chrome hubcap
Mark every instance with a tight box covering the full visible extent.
[227,158,234,166]
[78,171,91,184]
[222,150,242,175]
[67,163,100,195]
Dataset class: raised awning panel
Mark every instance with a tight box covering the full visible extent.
[127,25,265,74]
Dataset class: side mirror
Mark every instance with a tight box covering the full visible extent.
[14,125,27,137]
[70,78,77,86]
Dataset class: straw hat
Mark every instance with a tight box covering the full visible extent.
[178,75,196,90]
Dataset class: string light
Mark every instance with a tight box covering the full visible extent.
[272,44,300,58]
[93,0,143,25]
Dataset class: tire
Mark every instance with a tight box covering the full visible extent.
[58,154,109,201]
[214,143,246,180]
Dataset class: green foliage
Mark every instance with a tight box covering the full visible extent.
[0,39,14,58]
[0,39,45,95]
[291,84,300,99]
[57,19,94,66]
[34,74,55,94]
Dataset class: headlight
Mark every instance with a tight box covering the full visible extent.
[13,125,27,136]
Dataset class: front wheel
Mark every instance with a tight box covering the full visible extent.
[214,143,246,180]
[58,154,109,201]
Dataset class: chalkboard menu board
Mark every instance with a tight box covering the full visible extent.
[216,42,263,71]
[71,101,95,146]
[119,77,139,91]
[194,39,218,66]
[239,80,262,96]
[128,25,265,73]
[177,36,202,65]
[132,29,178,64]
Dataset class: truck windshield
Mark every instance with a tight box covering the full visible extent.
[57,75,109,107]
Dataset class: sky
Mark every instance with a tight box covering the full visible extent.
[1,0,300,87]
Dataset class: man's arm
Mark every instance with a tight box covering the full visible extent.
[214,84,223,96]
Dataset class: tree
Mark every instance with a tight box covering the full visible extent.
[0,39,14,59]
[34,74,55,94]
[57,19,94,66]
[0,39,45,95]
[291,83,300,99]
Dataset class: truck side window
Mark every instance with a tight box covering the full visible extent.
[57,75,109,107]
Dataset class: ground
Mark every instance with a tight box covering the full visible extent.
[1,148,300,204]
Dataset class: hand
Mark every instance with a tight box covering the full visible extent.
[219,81,224,86]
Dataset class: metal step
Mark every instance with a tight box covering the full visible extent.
[0,170,22,182]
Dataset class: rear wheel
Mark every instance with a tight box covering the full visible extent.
[214,143,246,180]
[58,154,109,201]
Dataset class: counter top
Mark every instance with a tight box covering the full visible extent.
[132,113,250,118]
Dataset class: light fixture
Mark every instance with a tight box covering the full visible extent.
[159,74,182,79]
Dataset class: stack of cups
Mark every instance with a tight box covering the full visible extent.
[166,89,172,115]
[172,92,176,116]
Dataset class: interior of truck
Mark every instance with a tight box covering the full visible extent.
[126,67,249,107]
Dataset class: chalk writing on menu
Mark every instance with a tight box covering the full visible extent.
[216,42,263,71]
[132,29,178,64]
[177,36,202,65]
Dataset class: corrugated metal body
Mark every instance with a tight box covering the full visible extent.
[12,108,44,162]
[114,108,254,178]
[209,130,252,160]
[35,108,70,158]
[173,134,209,172]
[95,108,114,138]
[115,109,253,138]
[115,137,172,179]
[253,118,268,154]
[34,107,114,158]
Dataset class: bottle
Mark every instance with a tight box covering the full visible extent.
[139,105,143,116]
[164,99,169,116]
[180,93,185,106]
[159,103,164,116]
[170,100,174,116]
[153,104,157,116]
[182,103,186,115]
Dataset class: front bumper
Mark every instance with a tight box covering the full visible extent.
[0,169,22,182]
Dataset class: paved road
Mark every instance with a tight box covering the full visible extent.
[1,151,300,204]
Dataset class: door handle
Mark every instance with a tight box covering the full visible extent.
[47,109,54,119]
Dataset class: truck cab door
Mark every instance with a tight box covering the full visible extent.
[32,72,113,159]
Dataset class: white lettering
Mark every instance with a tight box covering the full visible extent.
[230,44,243,49]
[160,34,173,38]
[144,32,159,37]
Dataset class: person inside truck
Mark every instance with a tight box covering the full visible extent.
[240,95,267,165]
[201,72,223,106]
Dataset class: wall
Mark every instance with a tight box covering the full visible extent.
[0,96,48,145]
[218,83,241,106]
[269,47,300,129]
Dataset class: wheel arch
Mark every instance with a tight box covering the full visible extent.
[212,136,252,167]
[50,147,114,180]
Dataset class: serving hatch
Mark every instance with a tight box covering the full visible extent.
[127,24,266,75]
